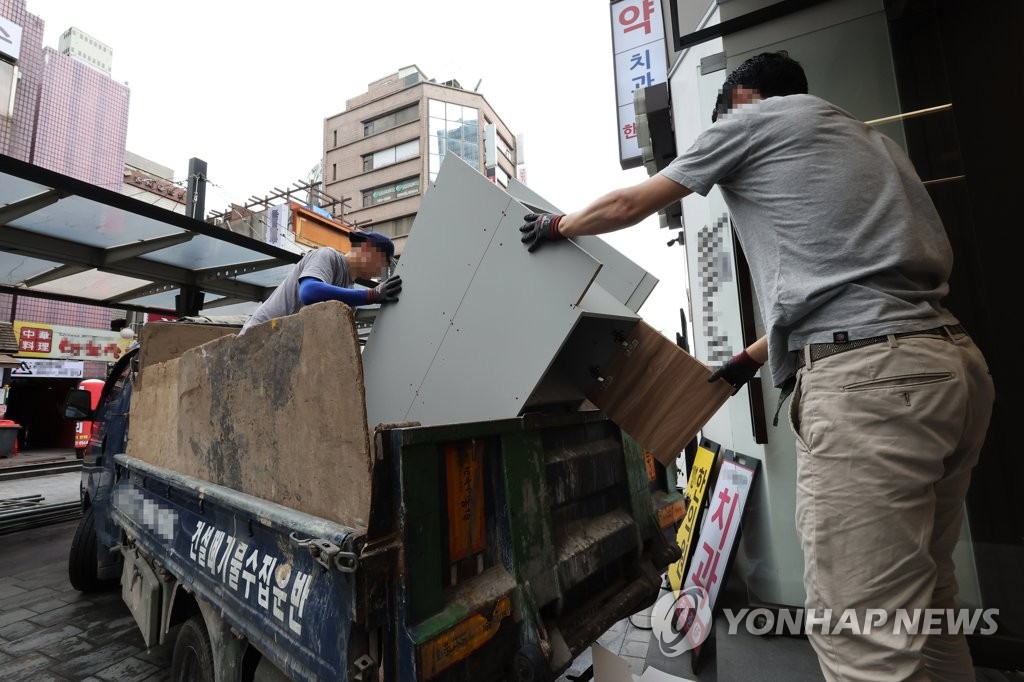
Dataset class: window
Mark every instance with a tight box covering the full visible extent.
[333,129,337,148]
[496,134,514,165]
[362,139,419,172]
[0,61,17,118]
[428,99,480,182]
[332,163,337,182]
[362,177,420,208]
[362,103,418,137]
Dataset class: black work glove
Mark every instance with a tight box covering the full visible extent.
[708,349,762,394]
[519,213,566,253]
[367,274,402,304]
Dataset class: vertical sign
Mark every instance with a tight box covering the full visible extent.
[667,444,717,593]
[681,450,759,658]
[445,440,486,564]
[610,0,669,169]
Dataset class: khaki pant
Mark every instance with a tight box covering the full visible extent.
[790,329,994,682]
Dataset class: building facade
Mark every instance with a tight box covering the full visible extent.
[0,0,45,161]
[0,1,135,451]
[122,151,187,213]
[33,46,129,188]
[322,65,518,253]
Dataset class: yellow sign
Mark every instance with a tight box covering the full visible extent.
[13,321,132,362]
[420,596,512,679]
[668,445,716,593]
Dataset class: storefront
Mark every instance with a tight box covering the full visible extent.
[2,322,128,451]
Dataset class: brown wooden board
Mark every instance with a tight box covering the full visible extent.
[127,301,373,529]
[137,321,238,373]
[586,321,733,466]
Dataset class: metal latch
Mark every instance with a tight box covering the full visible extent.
[309,538,357,572]
[291,533,358,573]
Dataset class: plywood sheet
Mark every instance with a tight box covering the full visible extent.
[138,322,238,372]
[127,302,373,529]
[362,155,603,428]
[126,358,180,467]
[587,321,733,466]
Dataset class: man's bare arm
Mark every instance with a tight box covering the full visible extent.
[558,175,692,238]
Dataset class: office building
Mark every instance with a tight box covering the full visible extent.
[323,65,518,253]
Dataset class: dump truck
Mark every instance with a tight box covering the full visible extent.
[64,304,689,681]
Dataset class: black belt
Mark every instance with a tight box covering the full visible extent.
[795,324,966,368]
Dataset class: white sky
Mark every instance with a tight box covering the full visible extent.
[26,0,691,341]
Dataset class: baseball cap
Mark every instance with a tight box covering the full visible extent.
[349,230,395,261]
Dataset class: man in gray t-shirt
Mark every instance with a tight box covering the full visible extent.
[520,51,993,681]
[240,231,401,334]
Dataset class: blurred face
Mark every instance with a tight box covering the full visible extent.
[348,242,389,279]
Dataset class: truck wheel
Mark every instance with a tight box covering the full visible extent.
[68,507,117,592]
[172,614,215,682]
[513,642,550,682]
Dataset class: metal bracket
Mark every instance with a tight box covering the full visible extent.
[352,654,377,680]
[310,538,358,572]
[291,532,358,573]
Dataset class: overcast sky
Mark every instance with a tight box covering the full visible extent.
[26,0,691,340]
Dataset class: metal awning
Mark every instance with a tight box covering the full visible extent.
[0,154,302,316]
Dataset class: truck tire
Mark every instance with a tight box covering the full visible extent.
[172,614,215,682]
[514,642,550,682]
[68,507,117,592]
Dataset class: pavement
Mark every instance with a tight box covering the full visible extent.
[0,520,173,682]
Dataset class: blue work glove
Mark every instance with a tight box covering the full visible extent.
[519,213,566,253]
[708,349,762,394]
[367,274,402,304]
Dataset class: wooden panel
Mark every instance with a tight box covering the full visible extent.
[587,321,733,466]
[127,301,373,529]
[126,358,180,467]
[137,322,238,374]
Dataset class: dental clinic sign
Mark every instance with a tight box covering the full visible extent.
[610,0,668,169]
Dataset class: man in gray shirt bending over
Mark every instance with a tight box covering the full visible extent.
[521,52,993,681]
[241,230,401,334]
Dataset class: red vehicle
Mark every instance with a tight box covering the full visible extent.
[74,379,105,459]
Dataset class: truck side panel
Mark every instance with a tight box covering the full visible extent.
[112,455,361,681]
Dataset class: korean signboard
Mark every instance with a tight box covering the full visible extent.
[365,177,420,207]
[667,444,718,593]
[610,0,668,169]
[14,322,132,363]
[10,359,85,379]
[679,450,759,657]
